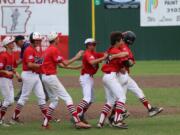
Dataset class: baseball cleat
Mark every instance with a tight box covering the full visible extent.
[75,121,91,129]
[0,120,10,127]
[97,123,104,128]
[79,115,89,124]
[112,121,128,129]
[108,110,130,126]
[122,110,130,120]
[148,107,164,117]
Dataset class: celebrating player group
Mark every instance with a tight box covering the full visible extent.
[0,31,163,129]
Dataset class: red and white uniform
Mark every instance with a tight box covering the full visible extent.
[0,52,17,107]
[118,43,145,103]
[42,45,64,75]
[81,50,104,76]
[41,45,73,107]
[17,45,46,106]
[41,45,80,124]
[98,46,128,124]
[77,50,104,116]
[101,47,126,106]
[80,50,103,102]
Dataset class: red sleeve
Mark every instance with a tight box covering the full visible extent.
[24,49,35,63]
[95,52,104,58]
[52,49,64,63]
[109,48,121,54]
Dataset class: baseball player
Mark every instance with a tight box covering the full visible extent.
[76,38,108,124]
[15,35,30,65]
[41,32,91,129]
[14,35,30,101]
[108,31,163,123]
[0,36,21,127]
[14,35,49,102]
[97,32,129,129]
[10,32,47,124]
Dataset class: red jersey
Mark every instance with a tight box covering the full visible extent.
[81,50,104,75]
[119,44,135,63]
[22,45,43,73]
[41,45,64,75]
[0,52,17,79]
[102,47,124,73]
[119,44,135,73]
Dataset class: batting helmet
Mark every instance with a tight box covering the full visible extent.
[122,31,136,45]
[29,32,42,43]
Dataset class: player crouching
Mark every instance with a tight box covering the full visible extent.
[41,32,91,129]
[0,36,21,127]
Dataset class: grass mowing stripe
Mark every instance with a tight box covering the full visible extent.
[16,61,180,76]
[10,88,180,107]
[0,115,180,135]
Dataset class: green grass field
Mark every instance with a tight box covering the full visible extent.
[1,61,180,135]
[54,60,180,76]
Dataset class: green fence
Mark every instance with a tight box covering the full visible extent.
[69,0,180,60]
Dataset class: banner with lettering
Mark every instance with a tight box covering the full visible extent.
[141,0,180,26]
[0,0,69,59]
[0,0,68,35]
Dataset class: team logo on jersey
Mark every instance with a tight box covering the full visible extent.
[34,56,44,64]
[28,55,34,60]
[0,63,4,67]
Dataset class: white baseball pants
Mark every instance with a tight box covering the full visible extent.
[118,72,145,102]
[79,74,95,103]
[17,71,46,106]
[42,75,73,109]
[0,77,14,107]
[102,72,126,107]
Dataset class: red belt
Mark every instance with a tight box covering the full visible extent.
[81,73,94,77]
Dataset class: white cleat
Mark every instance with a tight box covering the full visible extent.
[97,123,104,128]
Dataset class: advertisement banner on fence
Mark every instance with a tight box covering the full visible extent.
[104,0,140,9]
[141,0,180,27]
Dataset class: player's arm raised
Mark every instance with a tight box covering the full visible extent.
[60,50,84,66]
[59,63,82,70]
[109,52,129,61]
[89,53,108,65]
